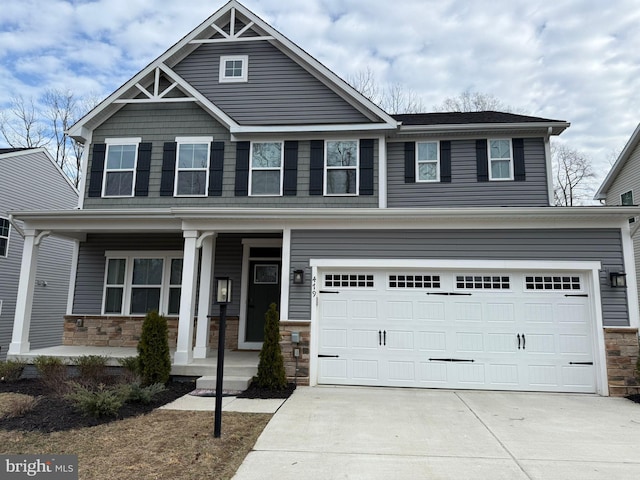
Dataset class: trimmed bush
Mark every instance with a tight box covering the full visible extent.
[118,356,141,383]
[34,356,68,395]
[255,303,287,390]
[0,360,27,382]
[74,355,109,385]
[66,383,125,418]
[137,310,171,386]
[118,382,166,405]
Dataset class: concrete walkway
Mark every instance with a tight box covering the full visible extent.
[232,386,640,480]
[160,393,286,414]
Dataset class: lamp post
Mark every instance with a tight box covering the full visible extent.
[214,277,232,438]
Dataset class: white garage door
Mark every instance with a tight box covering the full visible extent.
[317,269,596,393]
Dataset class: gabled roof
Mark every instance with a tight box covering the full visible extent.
[68,0,397,142]
[594,123,640,200]
[0,147,31,154]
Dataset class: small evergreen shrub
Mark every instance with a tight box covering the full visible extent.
[66,383,125,418]
[118,356,141,383]
[34,356,69,394]
[255,303,287,390]
[74,355,109,385]
[0,360,27,382]
[137,311,171,386]
[118,382,166,405]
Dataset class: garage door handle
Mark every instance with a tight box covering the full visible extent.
[379,330,382,346]
[522,333,525,350]
[569,361,593,365]
[429,358,475,362]
[517,334,521,349]
[320,290,340,294]
[383,330,386,346]
[426,292,472,296]
[565,294,588,297]
[318,354,340,358]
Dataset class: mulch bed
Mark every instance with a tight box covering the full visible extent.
[236,382,296,399]
[0,378,195,433]
[629,394,640,404]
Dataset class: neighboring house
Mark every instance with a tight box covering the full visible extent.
[595,123,640,309]
[8,1,640,395]
[0,148,78,360]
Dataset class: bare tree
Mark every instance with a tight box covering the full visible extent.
[433,89,516,113]
[0,95,50,148]
[552,144,595,206]
[347,67,425,114]
[42,89,78,176]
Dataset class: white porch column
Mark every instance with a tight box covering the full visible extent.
[194,233,216,358]
[8,230,41,355]
[174,230,199,365]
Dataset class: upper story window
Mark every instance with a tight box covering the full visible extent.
[219,55,248,83]
[103,138,141,197]
[103,252,183,316]
[250,142,283,196]
[175,137,211,196]
[325,140,358,195]
[416,141,440,182]
[0,217,10,257]
[488,139,513,181]
[621,191,634,205]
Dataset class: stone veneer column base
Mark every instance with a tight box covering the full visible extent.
[279,321,311,386]
[604,328,640,397]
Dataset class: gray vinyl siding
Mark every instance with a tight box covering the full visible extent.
[83,102,378,209]
[288,228,628,327]
[72,233,280,318]
[0,150,78,359]
[173,41,371,125]
[387,138,549,207]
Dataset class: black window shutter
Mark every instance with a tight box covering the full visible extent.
[235,141,250,196]
[88,143,106,197]
[359,139,374,195]
[476,139,489,182]
[404,142,415,183]
[160,142,177,196]
[134,142,152,196]
[440,141,452,183]
[283,141,298,196]
[309,140,324,195]
[208,141,224,196]
[513,138,526,181]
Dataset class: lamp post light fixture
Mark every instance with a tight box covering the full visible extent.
[214,277,232,438]
[610,271,627,288]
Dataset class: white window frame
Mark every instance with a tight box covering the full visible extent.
[415,141,440,182]
[219,55,249,83]
[0,217,10,258]
[102,137,141,197]
[102,251,183,316]
[621,190,634,206]
[249,141,284,196]
[488,138,514,181]
[174,136,212,197]
[324,139,359,196]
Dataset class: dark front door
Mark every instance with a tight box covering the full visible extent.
[246,261,281,342]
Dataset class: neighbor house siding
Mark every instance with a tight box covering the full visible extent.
[173,41,371,125]
[0,150,78,359]
[387,138,549,207]
[84,103,378,209]
[288,229,627,326]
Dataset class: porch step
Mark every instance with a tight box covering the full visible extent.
[196,375,253,392]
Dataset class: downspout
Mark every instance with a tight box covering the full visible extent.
[544,127,554,206]
[76,130,93,209]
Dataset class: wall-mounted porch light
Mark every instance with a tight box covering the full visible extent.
[610,271,627,288]
[293,269,304,285]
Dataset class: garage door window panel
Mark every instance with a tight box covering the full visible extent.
[456,275,510,290]
[389,274,441,289]
[525,275,582,291]
[325,274,374,288]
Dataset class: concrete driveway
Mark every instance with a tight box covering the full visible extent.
[233,386,640,480]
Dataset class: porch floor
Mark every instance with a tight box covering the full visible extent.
[11,346,260,378]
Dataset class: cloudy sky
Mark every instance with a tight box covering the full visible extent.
[2,0,639,189]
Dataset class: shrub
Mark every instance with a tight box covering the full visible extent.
[66,383,125,418]
[0,394,40,419]
[118,382,166,405]
[137,311,171,386]
[255,303,287,390]
[0,359,27,382]
[74,355,109,385]
[118,356,141,383]
[34,356,69,395]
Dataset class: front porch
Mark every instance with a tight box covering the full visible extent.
[8,346,260,389]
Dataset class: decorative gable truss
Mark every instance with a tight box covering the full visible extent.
[190,6,274,44]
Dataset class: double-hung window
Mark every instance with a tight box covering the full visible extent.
[175,137,211,196]
[102,252,183,316]
[325,140,358,195]
[0,217,10,257]
[416,141,439,182]
[103,138,140,196]
[219,55,248,83]
[250,142,283,195]
[488,139,513,180]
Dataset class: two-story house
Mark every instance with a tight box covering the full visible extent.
[7,1,639,396]
[0,148,78,360]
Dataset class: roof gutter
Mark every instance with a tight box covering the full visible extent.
[396,121,570,135]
